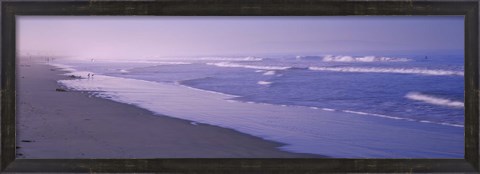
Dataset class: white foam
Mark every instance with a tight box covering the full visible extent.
[119,69,129,73]
[322,55,410,62]
[341,109,463,127]
[321,108,336,112]
[48,63,97,79]
[153,61,192,65]
[416,118,464,127]
[439,122,464,128]
[48,63,77,72]
[257,81,273,85]
[175,82,240,98]
[101,59,192,65]
[343,110,369,115]
[263,71,276,76]
[198,56,263,61]
[308,66,464,76]
[405,92,464,108]
[207,62,291,70]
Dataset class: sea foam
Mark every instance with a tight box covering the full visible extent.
[308,66,464,76]
[198,56,263,61]
[207,62,463,76]
[206,62,291,70]
[257,81,273,85]
[405,92,464,108]
[100,59,192,65]
[321,55,410,62]
[262,71,276,76]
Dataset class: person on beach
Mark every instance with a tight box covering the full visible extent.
[87,73,91,79]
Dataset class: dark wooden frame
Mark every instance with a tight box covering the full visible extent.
[1,0,478,173]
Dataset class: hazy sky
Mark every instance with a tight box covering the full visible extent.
[18,16,464,59]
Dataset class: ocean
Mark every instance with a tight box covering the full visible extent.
[50,52,465,158]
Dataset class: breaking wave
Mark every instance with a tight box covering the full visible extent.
[296,55,410,62]
[206,62,463,77]
[308,66,464,76]
[321,55,410,62]
[341,110,463,127]
[206,62,291,70]
[405,92,464,108]
[102,59,192,65]
[198,56,263,61]
[263,71,276,76]
[257,81,273,85]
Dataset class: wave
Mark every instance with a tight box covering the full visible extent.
[206,62,291,70]
[144,61,192,65]
[223,97,462,128]
[198,56,263,61]
[207,62,463,76]
[48,63,77,72]
[321,108,336,112]
[257,81,273,85]
[321,55,410,62]
[405,92,464,108]
[175,81,240,98]
[101,59,192,65]
[308,66,464,76]
[263,71,276,76]
[229,99,463,128]
[296,55,410,62]
[341,110,463,127]
[153,61,192,65]
[295,55,322,60]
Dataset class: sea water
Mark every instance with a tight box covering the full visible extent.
[50,52,464,158]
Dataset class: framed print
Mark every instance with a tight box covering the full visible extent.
[2,0,479,173]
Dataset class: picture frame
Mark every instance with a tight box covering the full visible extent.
[2,0,479,173]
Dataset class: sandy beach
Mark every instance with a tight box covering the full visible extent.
[16,59,321,158]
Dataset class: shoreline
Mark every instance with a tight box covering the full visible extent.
[17,60,323,158]
[18,59,464,158]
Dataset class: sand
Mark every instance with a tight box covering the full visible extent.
[16,59,322,158]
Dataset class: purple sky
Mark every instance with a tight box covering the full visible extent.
[18,16,463,59]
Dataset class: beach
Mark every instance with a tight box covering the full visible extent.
[16,56,465,158]
[16,59,321,158]
[15,16,465,159]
